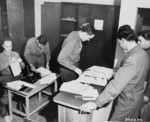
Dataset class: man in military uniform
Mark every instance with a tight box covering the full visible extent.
[79,25,149,121]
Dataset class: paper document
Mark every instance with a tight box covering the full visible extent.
[6,80,36,90]
[10,62,21,77]
[59,80,88,95]
[39,73,57,84]
[59,80,99,100]
[77,75,107,86]
[77,66,114,86]
[82,89,99,100]
[36,67,51,77]
[85,66,114,79]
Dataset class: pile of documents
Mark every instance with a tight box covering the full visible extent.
[59,80,99,100]
[77,66,114,86]
[36,67,51,77]
[35,67,57,84]
[6,80,36,91]
[59,66,114,100]
[39,73,57,84]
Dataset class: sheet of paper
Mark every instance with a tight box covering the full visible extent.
[10,62,21,77]
[77,66,114,86]
[94,19,104,31]
[6,80,36,90]
[77,75,107,86]
[82,89,99,100]
[36,67,51,77]
[39,73,57,84]
[59,80,99,100]
[59,80,89,95]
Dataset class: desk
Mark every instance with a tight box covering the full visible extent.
[53,91,113,122]
[6,74,59,120]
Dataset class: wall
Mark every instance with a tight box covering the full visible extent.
[35,0,150,68]
[7,0,25,53]
[34,0,120,36]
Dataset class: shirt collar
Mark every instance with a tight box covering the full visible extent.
[126,45,142,57]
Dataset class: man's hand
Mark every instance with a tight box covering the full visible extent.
[30,64,36,72]
[144,95,149,103]
[79,102,97,114]
[46,63,50,70]
[75,68,82,75]
[9,57,17,63]
[10,57,23,64]
[17,57,22,63]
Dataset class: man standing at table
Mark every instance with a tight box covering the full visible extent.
[79,25,149,121]
[24,35,51,72]
[57,23,95,82]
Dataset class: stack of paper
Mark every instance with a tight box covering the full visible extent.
[82,89,99,100]
[87,66,114,79]
[39,73,57,84]
[36,67,51,77]
[6,80,36,90]
[77,66,114,86]
[59,80,88,95]
[77,75,107,86]
[59,80,99,100]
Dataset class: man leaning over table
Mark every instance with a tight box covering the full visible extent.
[0,37,25,122]
[57,23,95,82]
[79,25,149,121]
[24,35,50,72]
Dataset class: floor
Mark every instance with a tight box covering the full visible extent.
[0,92,59,122]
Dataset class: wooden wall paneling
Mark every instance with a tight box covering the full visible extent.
[41,2,60,72]
[7,0,25,53]
[0,0,9,38]
[23,0,35,41]
[103,6,120,68]
[79,4,111,70]
[60,2,79,37]
[0,5,3,52]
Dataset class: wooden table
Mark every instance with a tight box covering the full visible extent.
[53,86,113,122]
[6,74,59,120]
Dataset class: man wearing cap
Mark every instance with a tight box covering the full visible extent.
[24,35,51,72]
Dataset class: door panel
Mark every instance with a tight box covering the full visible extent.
[41,2,60,72]
[78,4,120,69]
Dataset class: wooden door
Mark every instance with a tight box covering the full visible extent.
[78,4,120,70]
[23,0,35,40]
[41,2,60,72]
[7,0,25,53]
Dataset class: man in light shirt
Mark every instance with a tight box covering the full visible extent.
[57,23,95,82]
[0,37,25,121]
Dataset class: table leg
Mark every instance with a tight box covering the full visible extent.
[38,92,41,102]
[25,96,30,119]
[54,80,58,93]
[8,90,13,118]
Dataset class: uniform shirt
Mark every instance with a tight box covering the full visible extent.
[57,31,82,71]
[95,45,149,107]
[0,51,24,76]
[24,37,51,65]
